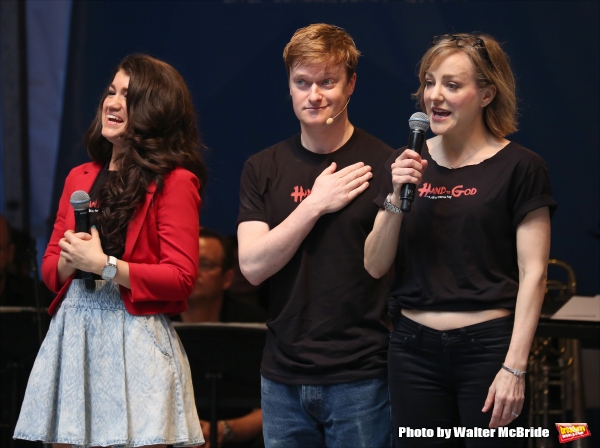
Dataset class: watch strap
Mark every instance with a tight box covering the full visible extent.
[384,193,403,215]
[220,419,234,444]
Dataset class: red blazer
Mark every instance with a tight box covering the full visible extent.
[43,162,201,316]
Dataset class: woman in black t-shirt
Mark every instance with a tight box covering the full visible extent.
[365,34,555,447]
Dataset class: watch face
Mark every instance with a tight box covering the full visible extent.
[102,265,117,279]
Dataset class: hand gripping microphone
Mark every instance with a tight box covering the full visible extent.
[69,190,95,290]
[399,112,430,213]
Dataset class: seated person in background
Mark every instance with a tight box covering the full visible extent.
[223,235,270,313]
[0,214,54,307]
[173,227,266,447]
[177,227,267,324]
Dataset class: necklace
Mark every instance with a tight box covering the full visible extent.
[445,137,488,169]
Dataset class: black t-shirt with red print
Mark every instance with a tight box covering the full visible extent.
[74,165,124,280]
[87,164,125,259]
[237,128,393,385]
[375,141,557,316]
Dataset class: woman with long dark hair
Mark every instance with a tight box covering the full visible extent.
[14,54,206,447]
[365,34,556,446]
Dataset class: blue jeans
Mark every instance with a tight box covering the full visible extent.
[261,376,392,448]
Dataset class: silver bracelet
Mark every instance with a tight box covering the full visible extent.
[383,193,403,215]
[502,363,526,377]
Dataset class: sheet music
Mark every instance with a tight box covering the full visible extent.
[551,295,600,322]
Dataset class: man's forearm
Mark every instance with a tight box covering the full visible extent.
[238,198,322,285]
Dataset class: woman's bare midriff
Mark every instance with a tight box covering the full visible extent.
[401,308,512,331]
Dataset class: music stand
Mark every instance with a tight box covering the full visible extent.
[173,322,266,448]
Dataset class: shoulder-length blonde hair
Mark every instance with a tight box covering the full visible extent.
[413,33,517,137]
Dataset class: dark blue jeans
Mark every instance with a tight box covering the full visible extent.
[261,376,393,448]
[389,314,529,448]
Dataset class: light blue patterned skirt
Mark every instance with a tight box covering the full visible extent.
[14,279,204,447]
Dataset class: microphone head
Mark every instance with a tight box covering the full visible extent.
[326,117,334,125]
[408,112,430,132]
[70,190,90,211]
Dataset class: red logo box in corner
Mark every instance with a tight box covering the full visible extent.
[555,423,591,443]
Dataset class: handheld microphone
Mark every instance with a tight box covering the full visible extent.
[326,97,350,125]
[69,190,95,290]
[399,112,430,213]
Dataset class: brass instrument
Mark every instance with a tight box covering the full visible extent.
[545,259,577,298]
[528,259,589,448]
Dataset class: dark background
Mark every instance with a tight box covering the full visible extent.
[53,1,599,295]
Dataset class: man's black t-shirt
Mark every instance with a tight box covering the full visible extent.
[237,128,393,385]
[375,141,557,315]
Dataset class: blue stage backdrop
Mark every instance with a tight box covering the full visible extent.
[45,1,598,294]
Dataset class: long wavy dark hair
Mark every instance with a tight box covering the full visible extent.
[84,54,207,254]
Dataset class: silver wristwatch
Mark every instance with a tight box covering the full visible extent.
[384,193,403,215]
[101,255,118,281]
[220,420,234,444]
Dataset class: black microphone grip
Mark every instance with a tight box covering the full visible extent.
[73,209,96,289]
[74,210,90,235]
[399,129,426,213]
